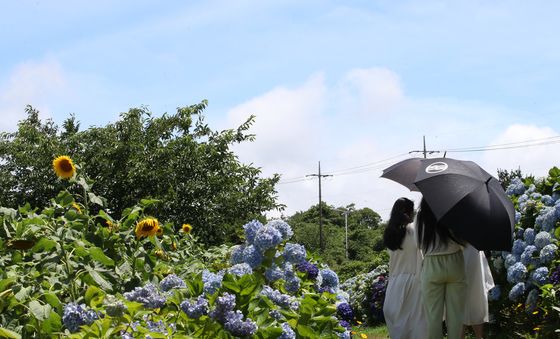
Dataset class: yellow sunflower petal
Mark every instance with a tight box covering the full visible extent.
[182,223,192,234]
[135,217,160,238]
[52,156,76,179]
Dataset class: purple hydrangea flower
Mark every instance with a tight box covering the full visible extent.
[338,330,351,339]
[62,303,99,333]
[508,282,526,301]
[336,302,354,321]
[261,285,294,308]
[124,284,166,309]
[269,309,283,320]
[296,260,319,280]
[339,320,352,330]
[507,262,527,284]
[180,296,209,319]
[284,276,301,294]
[243,220,263,245]
[160,274,186,292]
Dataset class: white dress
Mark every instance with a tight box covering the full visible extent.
[463,244,495,325]
[383,224,428,339]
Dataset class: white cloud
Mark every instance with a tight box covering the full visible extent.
[481,124,559,177]
[0,59,68,131]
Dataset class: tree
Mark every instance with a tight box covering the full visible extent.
[0,101,282,245]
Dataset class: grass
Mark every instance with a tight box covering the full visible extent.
[351,324,390,339]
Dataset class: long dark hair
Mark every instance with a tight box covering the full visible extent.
[417,198,463,252]
[384,197,414,250]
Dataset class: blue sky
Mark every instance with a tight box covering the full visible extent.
[2,1,559,218]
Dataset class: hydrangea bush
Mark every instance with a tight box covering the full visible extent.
[487,168,560,337]
[339,265,388,325]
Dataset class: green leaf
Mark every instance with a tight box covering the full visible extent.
[31,238,57,252]
[41,311,62,334]
[88,192,104,206]
[296,324,316,338]
[14,286,31,301]
[0,278,16,292]
[0,327,21,339]
[86,268,113,291]
[555,226,560,240]
[89,247,115,267]
[43,292,62,312]
[85,285,104,305]
[28,300,51,321]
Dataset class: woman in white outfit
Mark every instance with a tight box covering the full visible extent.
[382,197,428,339]
[461,244,495,339]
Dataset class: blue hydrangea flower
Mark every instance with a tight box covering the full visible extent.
[540,243,558,264]
[267,220,294,241]
[555,203,560,219]
[279,322,296,339]
[338,330,351,339]
[223,310,258,337]
[160,274,186,292]
[523,228,535,245]
[253,225,283,252]
[229,263,253,276]
[340,320,352,330]
[320,269,339,290]
[488,286,501,301]
[209,292,236,323]
[336,302,354,321]
[145,320,171,334]
[550,265,560,285]
[507,262,527,284]
[202,270,224,295]
[541,195,554,206]
[230,245,245,265]
[261,285,294,308]
[512,239,527,256]
[531,267,549,285]
[124,283,166,309]
[535,207,558,232]
[508,282,526,301]
[518,194,529,211]
[284,276,301,294]
[534,231,552,249]
[269,309,283,320]
[283,243,306,264]
[104,296,126,318]
[180,296,209,319]
[531,192,542,200]
[520,245,539,267]
[265,264,284,282]
[504,254,519,269]
[62,303,99,333]
[506,178,525,196]
[525,289,539,313]
[242,245,263,268]
[515,211,521,224]
[243,220,263,245]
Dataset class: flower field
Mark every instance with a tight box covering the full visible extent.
[1,156,559,338]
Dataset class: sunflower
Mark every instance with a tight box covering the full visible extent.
[135,217,160,238]
[52,156,76,179]
[182,223,192,234]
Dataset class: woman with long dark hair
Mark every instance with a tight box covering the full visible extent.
[417,198,466,339]
[382,198,427,339]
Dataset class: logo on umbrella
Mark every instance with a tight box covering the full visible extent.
[425,162,448,174]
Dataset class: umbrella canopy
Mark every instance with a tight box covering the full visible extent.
[381,157,514,251]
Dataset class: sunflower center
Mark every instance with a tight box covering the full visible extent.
[59,160,73,172]
[142,224,154,232]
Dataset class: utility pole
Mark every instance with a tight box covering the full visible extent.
[410,135,440,158]
[338,208,350,259]
[306,161,332,252]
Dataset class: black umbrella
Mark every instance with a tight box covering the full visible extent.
[381,157,514,251]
